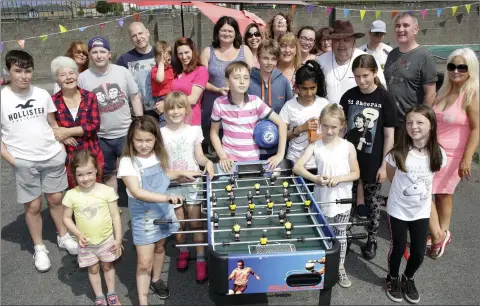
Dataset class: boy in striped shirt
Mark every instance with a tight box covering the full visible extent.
[210,61,287,172]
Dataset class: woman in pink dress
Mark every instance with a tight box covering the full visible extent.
[429,48,479,259]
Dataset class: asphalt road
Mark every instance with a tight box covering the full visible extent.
[2,81,479,305]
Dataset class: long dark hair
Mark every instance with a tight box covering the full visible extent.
[212,16,243,49]
[390,105,443,173]
[173,37,202,75]
[295,60,327,98]
[297,26,318,54]
[352,54,384,89]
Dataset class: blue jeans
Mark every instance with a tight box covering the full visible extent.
[98,136,125,176]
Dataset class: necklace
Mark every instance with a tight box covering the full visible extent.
[332,52,352,81]
[412,145,427,152]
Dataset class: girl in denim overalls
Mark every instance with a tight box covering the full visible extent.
[118,116,201,305]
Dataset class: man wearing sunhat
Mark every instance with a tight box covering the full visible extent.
[359,20,393,69]
[316,20,386,104]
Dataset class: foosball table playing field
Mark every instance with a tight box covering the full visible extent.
[155,160,367,306]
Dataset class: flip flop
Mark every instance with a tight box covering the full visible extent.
[430,230,452,259]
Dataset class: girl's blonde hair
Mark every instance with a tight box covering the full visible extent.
[437,47,479,109]
[154,40,172,58]
[319,103,346,126]
[277,32,302,69]
[69,150,100,185]
[163,92,192,122]
[123,116,169,171]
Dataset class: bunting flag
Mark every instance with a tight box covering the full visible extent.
[40,35,48,41]
[0,42,3,52]
[17,40,25,49]
[465,4,471,14]
[291,5,296,13]
[360,10,366,20]
[307,5,314,14]
[437,8,443,17]
[79,27,86,32]
[421,9,427,19]
[100,23,105,29]
[452,6,458,16]
[439,21,447,27]
[133,13,140,21]
[272,4,276,9]
[326,7,333,16]
[375,10,381,19]
[421,29,428,35]
[148,14,154,24]
[344,8,350,18]
[118,18,124,28]
[59,25,68,33]
[456,13,464,23]
[392,11,398,19]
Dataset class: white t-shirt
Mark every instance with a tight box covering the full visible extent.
[280,96,330,168]
[117,154,159,198]
[316,48,387,104]
[1,85,62,161]
[385,149,447,221]
[161,124,203,171]
[359,42,393,70]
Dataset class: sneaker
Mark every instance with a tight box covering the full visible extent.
[33,245,51,272]
[58,233,79,255]
[107,293,121,305]
[402,275,420,304]
[430,230,452,259]
[95,296,107,306]
[385,275,403,303]
[150,279,169,299]
[196,261,208,283]
[337,267,351,288]
[356,204,369,220]
[362,240,377,260]
[176,251,190,271]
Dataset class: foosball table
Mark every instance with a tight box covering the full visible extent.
[155,160,366,306]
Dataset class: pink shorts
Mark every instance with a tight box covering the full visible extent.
[77,235,120,268]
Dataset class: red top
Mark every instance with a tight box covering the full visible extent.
[150,65,174,98]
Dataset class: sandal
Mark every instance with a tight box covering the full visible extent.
[430,230,451,259]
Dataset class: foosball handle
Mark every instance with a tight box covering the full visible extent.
[336,198,353,204]
[153,219,172,225]
[351,220,370,226]
[348,233,367,240]
[169,182,180,188]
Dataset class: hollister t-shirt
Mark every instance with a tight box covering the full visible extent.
[340,86,397,181]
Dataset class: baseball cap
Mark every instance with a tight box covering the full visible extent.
[88,37,111,51]
[370,20,387,33]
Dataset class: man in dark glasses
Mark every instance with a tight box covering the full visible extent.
[384,12,437,127]
[359,20,393,70]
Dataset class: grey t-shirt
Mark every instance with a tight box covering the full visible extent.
[384,46,437,122]
[78,64,139,139]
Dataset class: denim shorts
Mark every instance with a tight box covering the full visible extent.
[98,136,125,176]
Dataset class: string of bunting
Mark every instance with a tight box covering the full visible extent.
[0,9,153,51]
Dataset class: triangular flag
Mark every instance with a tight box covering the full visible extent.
[291,5,296,13]
[392,11,398,19]
[100,23,105,29]
[40,35,48,41]
[59,24,67,33]
[148,14,154,23]
[421,9,427,20]
[439,21,446,28]
[133,13,140,21]
[456,13,464,24]
[437,8,442,17]
[79,27,86,32]
[0,42,3,52]
[118,18,124,27]
[307,5,314,14]
[326,7,333,16]
[272,4,276,9]
[17,40,25,49]
[465,4,471,14]
[421,29,427,35]
[375,10,381,20]
[344,8,350,18]
[452,6,458,16]
[360,10,366,21]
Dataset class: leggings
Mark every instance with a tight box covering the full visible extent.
[352,180,382,242]
[327,210,351,265]
[388,215,429,278]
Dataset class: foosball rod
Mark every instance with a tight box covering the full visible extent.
[212,201,312,210]
[168,175,298,187]
[197,183,305,193]
[174,233,368,247]
[211,197,352,210]
[201,191,306,202]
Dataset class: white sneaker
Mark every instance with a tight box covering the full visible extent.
[57,233,79,255]
[33,245,51,272]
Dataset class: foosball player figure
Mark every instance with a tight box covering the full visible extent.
[270,175,276,186]
[246,211,253,227]
[229,200,237,216]
[283,190,290,202]
[232,222,241,241]
[260,234,268,245]
[278,209,286,224]
[254,182,261,195]
[228,176,236,187]
[265,189,271,201]
[225,184,233,197]
[211,193,217,207]
[282,180,289,189]
[248,201,255,212]
[247,190,254,203]
[284,219,293,238]
[285,199,293,213]
[304,199,311,212]
[267,200,275,214]
[213,212,219,229]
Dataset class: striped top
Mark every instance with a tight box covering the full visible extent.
[211,93,272,161]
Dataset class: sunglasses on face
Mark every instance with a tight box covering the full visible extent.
[372,32,385,37]
[447,63,468,73]
[247,32,261,38]
[75,50,87,56]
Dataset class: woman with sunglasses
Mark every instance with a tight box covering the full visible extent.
[54,42,89,93]
[243,24,264,68]
[297,26,318,65]
[315,27,332,56]
[429,48,479,259]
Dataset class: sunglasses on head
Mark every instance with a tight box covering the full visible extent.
[447,63,468,73]
[246,32,261,38]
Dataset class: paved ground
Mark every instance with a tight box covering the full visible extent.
[2,81,480,305]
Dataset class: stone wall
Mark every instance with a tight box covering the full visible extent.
[1,1,478,81]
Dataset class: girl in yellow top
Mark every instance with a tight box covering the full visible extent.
[62,150,122,306]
